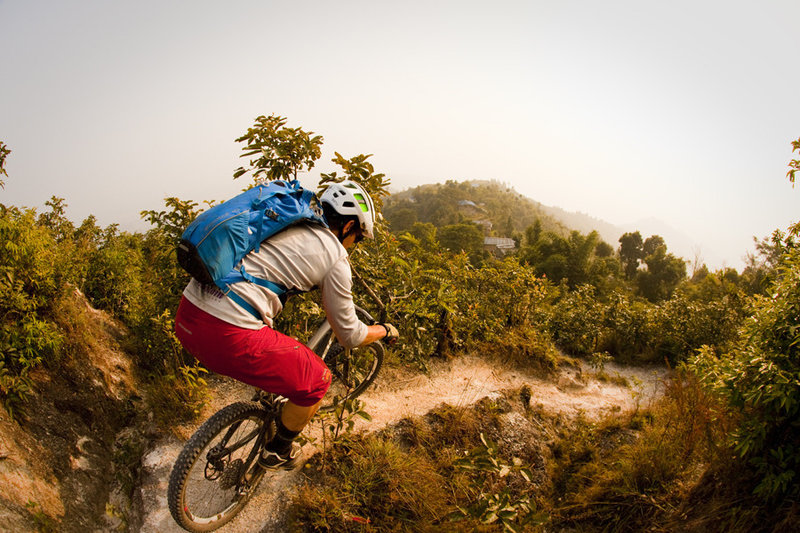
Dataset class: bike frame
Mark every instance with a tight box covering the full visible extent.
[305,304,376,357]
[168,304,383,532]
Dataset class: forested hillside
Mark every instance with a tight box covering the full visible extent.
[384,180,568,237]
[385,180,702,267]
[385,179,621,245]
[1,128,799,532]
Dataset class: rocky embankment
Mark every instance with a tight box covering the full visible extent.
[0,292,145,532]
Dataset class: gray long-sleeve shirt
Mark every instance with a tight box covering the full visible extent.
[182,223,368,348]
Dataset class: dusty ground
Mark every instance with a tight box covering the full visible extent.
[135,355,667,533]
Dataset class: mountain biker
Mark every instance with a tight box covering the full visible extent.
[174,181,399,470]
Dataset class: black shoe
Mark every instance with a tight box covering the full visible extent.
[257,441,303,470]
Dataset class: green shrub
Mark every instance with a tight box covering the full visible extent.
[0,205,66,412]
[83,230,148,323]
[655,293,744,364]
[452,433,543,532]
[351,230,549,368]
[545,284,605,357]
[145,363,209,427]
[689,224,800,499]
[0,194,206,420]
[478,326,559,375]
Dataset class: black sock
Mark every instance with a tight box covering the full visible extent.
[266,417,301,455]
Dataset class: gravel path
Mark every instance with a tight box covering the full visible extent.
[134,356,667,532]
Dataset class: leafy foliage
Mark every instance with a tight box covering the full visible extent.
[619,231,644,279]
[520,228,614,290]
[232,114,323,182]
[452,433,542,532]
[0,204,66,413]
[0,140,10,189]
[788,137,800,186]
[319,152,391,211]
[348,229,552,368]
[545,284,605,356]
[438,222,487,264]
[689,222,800,499]
[321,397,372,442]
[0,187,205,420]
[636,239,687,302]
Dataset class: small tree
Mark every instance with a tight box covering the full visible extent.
[0,141,10,189]
[637,243,687,302]
[438,222,486,264]
[232,115,323,183]
[788,137,800,186]
[619,231,644,279]
[642,235,665,257]
[318,152,391,211]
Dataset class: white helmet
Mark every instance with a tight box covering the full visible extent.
[319,181,376,238]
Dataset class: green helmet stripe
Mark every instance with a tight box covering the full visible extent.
[353,193,369,212]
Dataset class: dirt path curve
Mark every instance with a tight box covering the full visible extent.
[134,356,667,533]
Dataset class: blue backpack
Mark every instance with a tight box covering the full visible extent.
[177,179,327,318]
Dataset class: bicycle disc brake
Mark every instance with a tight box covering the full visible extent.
[204,444,229,481]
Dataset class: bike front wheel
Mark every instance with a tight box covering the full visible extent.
[167,401,273,532]
[321,340,384,411]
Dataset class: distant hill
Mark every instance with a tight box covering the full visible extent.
[385,180,702,263]
[537,204,623,246]
[384,180,571,238]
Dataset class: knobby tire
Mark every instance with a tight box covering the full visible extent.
[167,401,273,532]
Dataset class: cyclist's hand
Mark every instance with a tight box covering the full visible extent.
[380,323,399,345]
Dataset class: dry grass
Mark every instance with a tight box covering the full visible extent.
[288,390,549,532]
[290,434,454,531]
[287,369,794,533]
[477,326,560,377]
[546,372,772,532]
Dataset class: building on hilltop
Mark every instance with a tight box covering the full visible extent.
[458,199,487,217]
[474,219,493,232]
[484,237,517,256]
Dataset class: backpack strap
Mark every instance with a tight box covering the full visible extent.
[223,288,262,321]
[218,266,290,321]
[238,265,288,296]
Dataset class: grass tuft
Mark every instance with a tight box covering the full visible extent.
[290,434,451,531]
[477,326,560,376]
[549,371,735,531]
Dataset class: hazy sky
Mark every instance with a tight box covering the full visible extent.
[2,0,798,269]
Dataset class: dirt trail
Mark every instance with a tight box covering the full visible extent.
[134,356,667,533]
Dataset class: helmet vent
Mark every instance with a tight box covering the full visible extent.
[353,193,369,212]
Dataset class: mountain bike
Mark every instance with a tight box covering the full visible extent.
[166,305,384,532]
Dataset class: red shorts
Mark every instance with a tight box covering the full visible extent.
[174,297,331,406]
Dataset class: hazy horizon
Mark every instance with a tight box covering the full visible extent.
[2,0,798,270]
